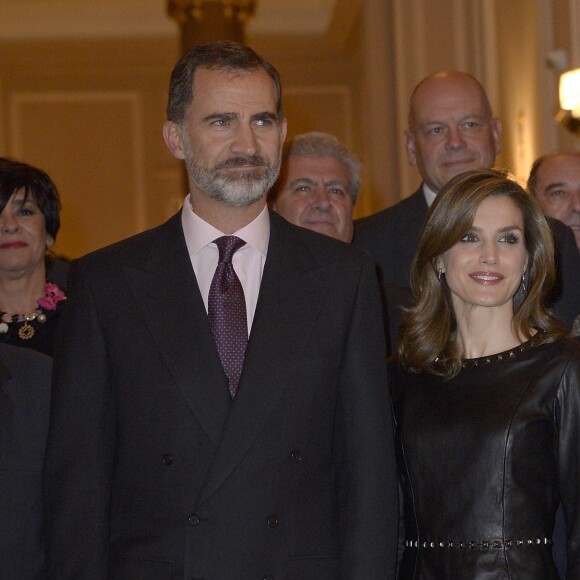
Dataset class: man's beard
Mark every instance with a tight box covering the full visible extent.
[183,139,281,208]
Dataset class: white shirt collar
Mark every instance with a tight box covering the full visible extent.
[422,183,437,207]
[181,194,270,257]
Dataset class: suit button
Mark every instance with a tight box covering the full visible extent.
[188,514,200,526]
[267,516,278,528]
[290,449,302,463]
[162,454,173,465]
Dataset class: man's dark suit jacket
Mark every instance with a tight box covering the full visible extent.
[353,186,580,331]
[43,210,398,580]
[0,344,52,579]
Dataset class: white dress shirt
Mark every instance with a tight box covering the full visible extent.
[422,183,437,207]
[181,195,269,334]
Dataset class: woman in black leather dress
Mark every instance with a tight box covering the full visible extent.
[392,169,580,579]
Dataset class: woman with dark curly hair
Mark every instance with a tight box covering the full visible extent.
[392,168,579,579]
[0,158,67,357]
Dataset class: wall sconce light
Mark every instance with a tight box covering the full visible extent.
[557,68,580,134]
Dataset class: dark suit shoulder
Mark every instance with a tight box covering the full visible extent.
[352,189,427,286]
[72,212,183,270]
[548,216,580,259]
[548,215,570,237]
[353,188,428,245]
[0,343,52,379]
[270,209,337,247]
[45,256,70,290]
[354,188,426,235]
[545,217,580,330]
[270,210,373,266]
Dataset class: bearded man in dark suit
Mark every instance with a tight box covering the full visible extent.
[354,70,580,332]
[43,41,398,580]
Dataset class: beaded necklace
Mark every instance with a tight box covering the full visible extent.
[0,282,67,340]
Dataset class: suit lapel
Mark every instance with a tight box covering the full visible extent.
[123,213,231,447]
[195,213,334,507]
[121,211,340,504]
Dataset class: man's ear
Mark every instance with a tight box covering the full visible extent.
[163,121,186,160]
[279,117,288,144]
[491,117,502,157]
[405,129,418,166]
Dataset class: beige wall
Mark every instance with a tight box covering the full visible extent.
[0,38,181,259]
[495,0,544,181]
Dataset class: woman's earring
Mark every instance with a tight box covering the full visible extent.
[521,270,527,295]
[438,268,443,282]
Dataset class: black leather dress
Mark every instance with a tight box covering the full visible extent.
[391,337,580,579]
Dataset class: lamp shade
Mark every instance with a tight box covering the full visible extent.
[560,68,580,116]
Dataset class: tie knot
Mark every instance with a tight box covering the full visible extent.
[214,236,245,263]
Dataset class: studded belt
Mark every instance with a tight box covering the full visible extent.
[405,537,552,549]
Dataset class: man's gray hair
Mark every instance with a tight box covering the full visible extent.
[277,132,362,203]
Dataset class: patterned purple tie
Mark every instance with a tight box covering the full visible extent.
[208,236,248,398]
